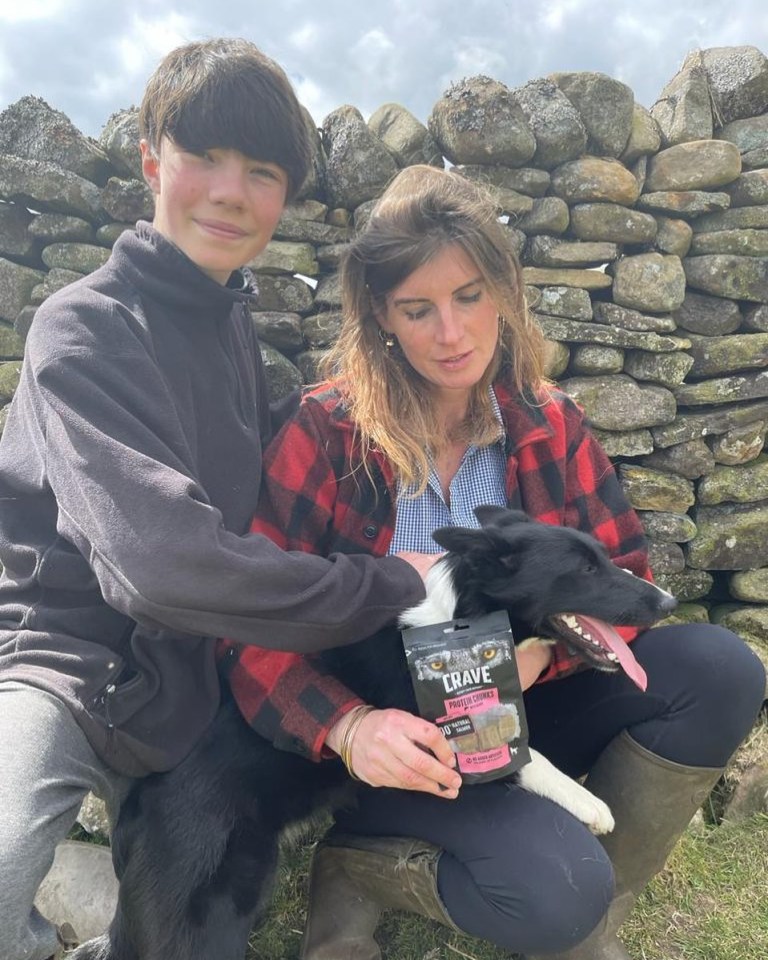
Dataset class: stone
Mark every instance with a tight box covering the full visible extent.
[723,169,768,207]
[455,165,551,197]
[31,268,82,303]
[656,602,710,626]
[14,305,36,339]
[0,153,102,220]
[428,76,535,167]
[559,374,676,430]
[687,333,768,377]
[295,348,329,384]
[322,105,399,209]
[722,762,768,822]
[368,102,442,167]
[41,243,110,274]
[536,316,686,352]
[0,321,26,359]
[516,197,570,235]
[744,304,768,332]
[550,157,640,205]
[491,187,534,217]
[548,72,634,157]
[523,268,612,291]
[282,200,328,223]
[672,290,742,336]
[690,229,768,257]
[527,285,592,320]
[0,202,37,262]
[692,204,768,232]
[512,78,587,169]
[249,241,318,277]
[641,439,716,479]
[0,95,112,185]
[653,217,692,257]
[620,104,662,164]
[325,208,352,228]
[34,840,118,942]
[617,464,695,512]
[592,302,676,333]
[95,223,132,246]
[259,343,302,402]
[569,203,657,244]
[710,420,766,465]
[645,139,742,192]
[688,500,768,569]
[654,568,713,601]
[569,344,624,375]
[639,511,698,543]
[99,178,154,223]
[675,370,768,406]
[730,568,768,602]
[314,273,342,309]
[28,212,93,244]
[686,46,768,125]
[612,253,687,313]
[636,191,731,218]
[301,311,344,349]
[0,361,23,402]
[250,312,304,353]
[524,236,619,269]
[0,258,45,323]
[254,274,315,315]
[77,794,110,839]
[590,427,654,457]
[99,107,142,180]
[543,340,570,378]
[648,540,686,574]
[316,244,350,270]
[683,254,768,302]
[652,399,768,448]
[651,63,714,146]
[624,350,694,387]
[697,455,768,505]
[273,218,352,246]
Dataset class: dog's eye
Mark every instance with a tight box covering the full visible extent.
[481,647,497,660]
[430,659,445,671]
[583,561,598,574]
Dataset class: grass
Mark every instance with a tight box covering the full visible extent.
[247,814,768,960]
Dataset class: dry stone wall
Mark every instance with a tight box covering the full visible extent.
[2,46,768,670]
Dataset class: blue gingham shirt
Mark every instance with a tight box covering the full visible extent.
[388,389,508,555]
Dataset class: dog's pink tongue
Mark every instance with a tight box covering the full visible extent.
[574,615,648,691]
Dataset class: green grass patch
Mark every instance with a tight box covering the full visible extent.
[249,815,768,960]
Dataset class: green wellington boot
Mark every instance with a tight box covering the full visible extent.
[527,731,724,960]
[300,832,460,960]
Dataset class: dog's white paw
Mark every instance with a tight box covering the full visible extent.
[565,782,615,835]
[519,749,615,834]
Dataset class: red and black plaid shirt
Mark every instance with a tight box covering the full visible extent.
[218,382,651,762]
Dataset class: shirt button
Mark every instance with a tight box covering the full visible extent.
[363,523,378,539]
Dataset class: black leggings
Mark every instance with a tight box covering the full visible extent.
[335,623,766,954]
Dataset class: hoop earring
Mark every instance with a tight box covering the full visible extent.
[498,314,507,340]
[378,328,396,350]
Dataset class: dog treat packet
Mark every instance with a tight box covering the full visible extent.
[402,610,530,784]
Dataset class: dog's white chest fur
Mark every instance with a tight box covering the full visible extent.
[399,558,614,836]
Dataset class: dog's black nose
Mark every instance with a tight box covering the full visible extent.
[659,592,678,613]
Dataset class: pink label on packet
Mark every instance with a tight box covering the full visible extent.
[439,687,515,774]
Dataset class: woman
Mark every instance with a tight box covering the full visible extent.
[222,165,765,959]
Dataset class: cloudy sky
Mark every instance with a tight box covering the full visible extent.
[1,0,767,139]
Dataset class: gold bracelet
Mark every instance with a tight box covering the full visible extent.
[338,705,376,781]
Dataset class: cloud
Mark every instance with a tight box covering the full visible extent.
[0,0,766,139]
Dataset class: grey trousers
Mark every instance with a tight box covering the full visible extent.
[0,683,131,960]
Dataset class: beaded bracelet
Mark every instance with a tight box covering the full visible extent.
[338,704,376,781]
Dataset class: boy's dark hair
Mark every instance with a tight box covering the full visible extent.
[139,37,311,200]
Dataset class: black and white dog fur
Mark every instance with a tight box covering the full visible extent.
[72,506,676,960]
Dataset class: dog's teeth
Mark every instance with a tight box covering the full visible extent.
[563,615,579,628]
[573,624,583,635]
[607,652,619,661]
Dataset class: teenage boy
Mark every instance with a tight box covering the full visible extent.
[0,38,430,960]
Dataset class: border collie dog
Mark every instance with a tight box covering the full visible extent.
[72,507,676,960]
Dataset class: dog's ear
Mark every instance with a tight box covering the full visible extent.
[432,525,489,554]
[474,505,532,528]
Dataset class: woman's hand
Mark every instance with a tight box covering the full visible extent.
[326,707,462,798]
[516,639,554,690]
[395,550,443,583]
